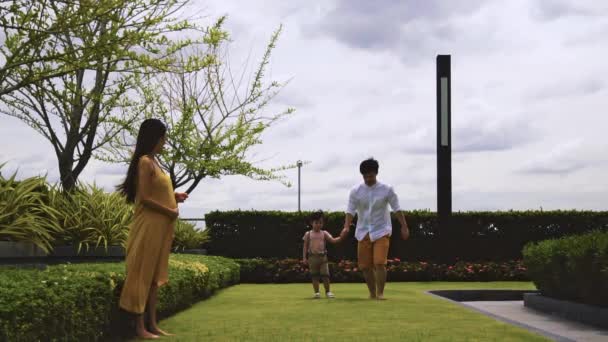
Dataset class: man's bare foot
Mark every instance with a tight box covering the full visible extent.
[150,326,174,336]
[369,293,377,299]
[136,329,159,339]
[376,294,387,300]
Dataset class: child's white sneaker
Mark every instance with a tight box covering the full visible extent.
[313,292,321,299]
[326,291,335,298]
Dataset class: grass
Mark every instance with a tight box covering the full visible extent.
[147,282,547,342]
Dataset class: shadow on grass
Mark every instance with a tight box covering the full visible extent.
[299,297,375,302]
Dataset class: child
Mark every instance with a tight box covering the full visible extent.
[302,210,343,299]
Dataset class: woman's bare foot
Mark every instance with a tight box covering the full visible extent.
[150,326,174,336]
[376,294,387,300]
[136,329,159,339]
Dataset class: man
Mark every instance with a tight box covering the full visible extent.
[341,158,410,300]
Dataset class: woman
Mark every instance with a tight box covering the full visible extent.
[117,119,188,339]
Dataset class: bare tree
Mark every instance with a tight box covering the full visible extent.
[102,25,297,194]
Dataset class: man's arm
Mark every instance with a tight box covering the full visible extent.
[303,233,309,261]
[343,213,354,231]
[394,210,410,240]
[342,213,354,238]
[342,189,356,236]
[388,186,409,240]
[394,210,407,228]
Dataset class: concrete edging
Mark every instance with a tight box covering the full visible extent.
[0,241,47,258]
[50,245,125,257]
[428,289,538,301]
[426,290,573,342]
[524,293,608,330]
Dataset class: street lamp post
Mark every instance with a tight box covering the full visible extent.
[297,160,303,212]
[436,54,452,230]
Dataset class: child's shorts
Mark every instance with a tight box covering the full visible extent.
[308,253,330,279]
[357,234,390,269]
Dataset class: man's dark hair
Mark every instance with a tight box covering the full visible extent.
[309,210,325,223]
[360,158,379,174]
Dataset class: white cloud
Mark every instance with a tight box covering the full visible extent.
[1,0,607,216]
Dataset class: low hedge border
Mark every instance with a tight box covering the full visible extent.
[0,255,240,341]
[236,258,528,283]
[523,230,608,307]
[206,210,608,261]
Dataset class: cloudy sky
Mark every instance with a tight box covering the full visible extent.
[1,0,607,219]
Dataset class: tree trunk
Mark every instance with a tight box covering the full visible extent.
[185,175,204,194]
[58,152,76,191]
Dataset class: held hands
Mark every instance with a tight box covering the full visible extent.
[175,192,189,203]
[339,227,350,240]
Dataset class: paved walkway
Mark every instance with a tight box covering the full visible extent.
[461,301,608,342]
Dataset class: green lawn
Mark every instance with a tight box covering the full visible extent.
[149,282,547,342]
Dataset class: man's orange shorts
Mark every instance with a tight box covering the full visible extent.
[357,234,390,269]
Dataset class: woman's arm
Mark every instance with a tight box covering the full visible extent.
[174,192,189,203]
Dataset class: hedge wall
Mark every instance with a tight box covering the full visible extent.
[205,210,608,262]
[0,255,239,341]
[524,230,608,307]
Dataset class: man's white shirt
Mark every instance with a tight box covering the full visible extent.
[346,182,401,242]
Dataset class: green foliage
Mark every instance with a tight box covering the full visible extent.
[0,171,62,252]
[157,283,543,342]
[1,0,230,190]
[205,210,608,262]
[100,24,296,195]
[0,168,211,253]
[173,220,210,251]
[0,0,213,96]
[47,184,133,252]
[524,230,608,307]
[0,255,240,341]
[236,258,528,283]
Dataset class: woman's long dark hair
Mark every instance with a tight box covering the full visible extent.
[117,119,167,203]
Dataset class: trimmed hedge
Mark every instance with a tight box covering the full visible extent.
[0,255,239,341]
[236,258,528,283]
[206,210,608,262]
[524,230,608,307]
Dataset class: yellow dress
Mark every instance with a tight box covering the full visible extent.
[119,156,177,314]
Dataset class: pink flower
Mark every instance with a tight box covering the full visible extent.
[394,258,401,262]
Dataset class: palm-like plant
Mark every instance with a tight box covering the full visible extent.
[173,220,210,251]
[0,172,62,252]
[48,184,133,252]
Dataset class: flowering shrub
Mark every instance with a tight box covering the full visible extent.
[237,258,528,283]
[0,255,239,341]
